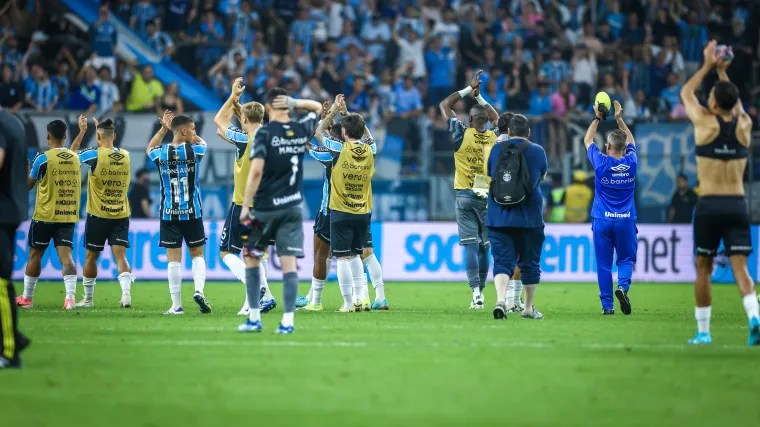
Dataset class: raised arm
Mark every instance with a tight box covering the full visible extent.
[613,101,635,146]
[146,110,173,155]
[69,115,88,152]
[314,95,344,143]
[439,69,484,120]
[214,77,245,134]
[272,95,323,115]
[584,104,601,150]
[680,40,716,122]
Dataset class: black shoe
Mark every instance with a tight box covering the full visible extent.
[602,309,615,315]
[493,303,506,320]
[615,287,631,315]
[16,333,30,352]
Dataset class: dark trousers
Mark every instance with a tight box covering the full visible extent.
[0,223,23,367]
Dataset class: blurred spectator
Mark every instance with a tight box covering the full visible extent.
[345,76,369,114]
[667,174,698,224]
[393,75,424,171]
[147,20,175,59]
[432,8,459,49]
[51,63,72,110]
[199,10,225,67]
[129,169,152,219]
[361,14,391,64]
[571,45,597,108]
[89,4,118,76]
[393,18,427,79]
[24,65,57,112]
[605,2,624,39]
[300,76,330,103]
[158,82,184,115]
[337,21,363,51]
[620,12,645,46]
[649,50,671,99]
[599,72,622,102]
[396,5,425,36]
[481,79,506,113]
[424,36,455,107]
[95,66,121,115]
[651,35,684,76]
[327,0,356,40]
[671,6,707,73]
[529,82,552,117]
[0,64,23,112]
[550,81,576,117]
[577,23,603,55]
[540,49,570,92]
[622,69,652,120]
[1,36,23,74]
[165,0,190,32]
[127,65,164,112]
[547,80,575,162]
[651,5,679,46]
[70,66,100,115]
[289,8,315,54]
[659,72,682,114]
[130,0,158,39]
[232,1,260,51]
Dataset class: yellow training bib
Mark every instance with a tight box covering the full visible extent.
[233,132,254,206]
[329,141,375,214]
[86,148,131,219]
[33,148,81,223]
[454,128,496,190]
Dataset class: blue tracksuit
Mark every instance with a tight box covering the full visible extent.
[588,143,638,310]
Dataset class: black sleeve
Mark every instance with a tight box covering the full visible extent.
[297,112,320,136]
[0,131,6,151]
[252,127,269,160]
[669,192,677,208]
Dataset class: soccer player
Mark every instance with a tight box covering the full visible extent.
[17,117,87,310]
[0,111,30,369]
[680,40,759,345]
[147,111,211,315]
[74,118,135,308]
[583,100,637,315]
[213,78,274,316]
[439,70,500,309]
[237,88,322,334]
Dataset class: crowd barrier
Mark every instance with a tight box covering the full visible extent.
[12,221,757,284]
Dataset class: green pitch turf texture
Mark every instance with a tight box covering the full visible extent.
[2,281,760,426]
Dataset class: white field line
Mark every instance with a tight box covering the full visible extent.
[41,338,756,351]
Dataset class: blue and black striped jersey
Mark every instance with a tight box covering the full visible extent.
[149,142,206,221]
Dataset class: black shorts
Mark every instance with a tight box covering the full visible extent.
[28,220,75,249]
[330,212,369,257]
[84,215,130,251]
[160,218,207,249]
[694,196,752,257]
[0,224,20,280]
[313,210,331,244]
[220,203,244,254]
[246,207,304,258]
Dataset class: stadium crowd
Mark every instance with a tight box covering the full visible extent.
[1,0,760,169]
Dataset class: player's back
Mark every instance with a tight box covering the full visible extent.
[0,112,28,224]
[150,142,206,220]
[31,147,81,223]
[694,114,750,196]
[80,147,131,219]
[252,113,318,211]
[589,144,637,221]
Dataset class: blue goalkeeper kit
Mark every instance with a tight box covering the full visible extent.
[587,143,638,310]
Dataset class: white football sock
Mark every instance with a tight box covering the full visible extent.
[742,293,760,320]
[281,311,294,327]
[364,254,385,301]
[223,253,247,284]
[23,275,38,299]
[191,257,206,294]
[260,259,273,300]
[337,258,354,307]
[118,272,133,296]
[248,307,261,322]
[473,287,482,297]
[168,261,182,308]
[63,275,77,300]
[83,277,96,300]
[311,277,325,305]
[695,306,711,334]
[506,280,515,306]
[325,257,332,274]
[349,256,365,304]
[514,280,523,304]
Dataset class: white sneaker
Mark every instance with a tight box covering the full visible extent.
[75,299,94,308]
[163,306,184,315]
[521,306,544,320]
[119,295,131,308]
[237,304,250,316]
[470,293,484,309]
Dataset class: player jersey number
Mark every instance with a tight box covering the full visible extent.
[170,177,189,204]
[289,155,298,186]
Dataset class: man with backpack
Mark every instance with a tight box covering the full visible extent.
[485,114,548,320]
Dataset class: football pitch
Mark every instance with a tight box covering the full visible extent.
[3,281,759,426]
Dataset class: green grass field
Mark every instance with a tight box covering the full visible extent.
[2,281,760,426]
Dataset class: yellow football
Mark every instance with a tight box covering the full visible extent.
[595,91,611,109]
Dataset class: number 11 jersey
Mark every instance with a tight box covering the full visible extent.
[251,113,318,211]
[149,143,206,221]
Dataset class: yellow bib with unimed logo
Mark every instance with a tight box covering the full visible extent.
[329,141,375,214]
[233,132,254,206]
[34,148,81,223]
[454,128,497,190]
[88,148,131,219]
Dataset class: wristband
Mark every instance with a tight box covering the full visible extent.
[286,97,297,109]
[457,86,473,98]
[475,94,488,106]
[591,116,601,124]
